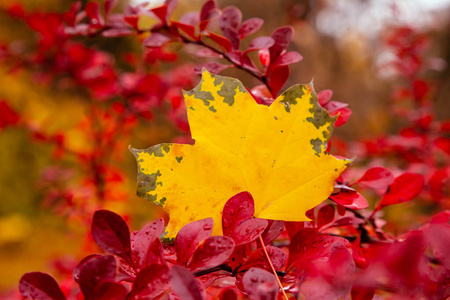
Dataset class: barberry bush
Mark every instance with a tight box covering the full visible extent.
[0,0,448,299]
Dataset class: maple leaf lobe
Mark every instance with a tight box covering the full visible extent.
[131,70,349,238]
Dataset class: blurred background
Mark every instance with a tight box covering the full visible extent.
[0,0,449,296]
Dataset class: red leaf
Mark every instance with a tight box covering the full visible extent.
[187,236,235,272]
[78,255,116,298]
[194,62,232,75]
[200,0,217,22]
[170,265,205,300]
[245,36,275,53]
[221,26,240,50]
[323,101,348,113]
[0,101,20,129]
[355,167,394,190]
[330,107,352,127]
[288,229,349,270]
[73,254,102,283]
[172,21,196,40]
[273,51,303,66]
[62,2,82,26]
[259,48,270,68]
[374,173,425,212]
[231,218,268,246]
[143,33,171,48]
[19,272,66,300]
[269,26,293,61]
[175,218,214,265]
[203,31,232,52]
[222,192,255,237]
[132,218,165,268]
[124,15,139,30]
[239,18,263,39]
[240,246,286,272]
[329,190,369,210]
[91,210,132,263]
[261,220,284,245]
[267,65,289,96]
[85,2,104,26]
[219,7,241,30]
[129,264,170,299]
[317,89,332,106]
[104,0,118,16]
[219,288,238,300]
[150,4,168,24]
[89,282,127,300]
[285,221,305,239]
[317,204,335,229]
[242,268,279,300]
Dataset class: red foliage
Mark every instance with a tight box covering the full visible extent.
[2,0,447,299]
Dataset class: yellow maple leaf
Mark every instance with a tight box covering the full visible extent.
[131,70,350,238]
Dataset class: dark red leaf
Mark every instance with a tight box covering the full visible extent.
[73,254,102,283]
[261,220,284,245]
[132,218,165,268]
[143,33,171,48]
[329,190,369,210]
[219,7,241,30]
[104,0,118,16]
[78,255,116,298]
[91,210,132,263]
[228,244,252,271]
[267,65,289,96]
[170,265,205,300]
[374,173,425,212]
[242,268,279,300]
[269,26,293,61]
[219,287,238,300]
[129,264,170,299]
[238,18,264,39]
[222,192,255,237]
[19,272,66,300]
[175,218,214,265]
[221,26,240,50]
[288,229,349,271]
[89,282,127,300]
[355,167,394,190]
[245,36,275,53]
[285,221,305,239]
[200,0,217,22]
[240,246,286,272]
[62,2,82,26]
[273,51,303,66]
[172,21,197,40]
[317,204,335,229]
[203,31,232,52]
[187,236,235,272]
[85,2,104,26]
[232,218,268,246]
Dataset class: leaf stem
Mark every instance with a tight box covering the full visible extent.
[258,236,289,300]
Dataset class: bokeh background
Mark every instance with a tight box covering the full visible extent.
[0,0,449,296]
